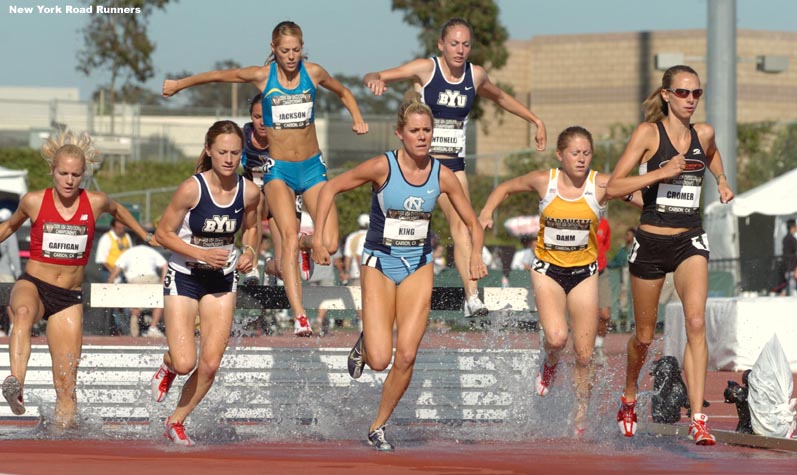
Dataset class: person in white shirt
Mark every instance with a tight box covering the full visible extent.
[108,244,168,337]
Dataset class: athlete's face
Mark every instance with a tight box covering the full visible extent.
[250,102,268,138]
[438,26,472,69]
[662,72,701,118]
[396,112,433,158]
[556,135,593,178]
[206,133,243,177]
[271,35,303,73]
[51,153,85,199]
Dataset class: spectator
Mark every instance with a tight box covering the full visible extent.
[510,235,537,271]
[0,208,21,336]
[108,243,168,338]
[594,217,611,365]
[607,228,636,328]
[95,218,133,335]
[782,219,797,296]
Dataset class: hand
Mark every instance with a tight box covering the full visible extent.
[312,235,330,265]
[478,212,493,230]
[162,79,179,97]
[366,79,387,96]
[352,121,369,135]
[203,248,231,270]
[236,251,255,273]
[469,254,488,281]
[662,155,686,179]
[534,122,547,151]
[718,182,735,204]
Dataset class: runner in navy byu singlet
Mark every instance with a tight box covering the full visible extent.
[311,93,487,451]
[150,121,260,446]
[364,18,547,319]
[607,65,734,446]
[163,21,368,337]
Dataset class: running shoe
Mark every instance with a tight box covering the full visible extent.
[164,416,195,446]
[534,360,558,397]
[593,346,607,366]
[367,424,394,451]
[242,266,260,286]
[617,395,638,437]
[348,332,365,379]
[2,375,25,415]
[688,413,716,446]
[463,295,488,318]
[150,363,176,403]
[299,233,314,281]
[294,314,312,337]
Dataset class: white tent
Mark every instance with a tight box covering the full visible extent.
[0,166,28,198]
[705,168,797,260]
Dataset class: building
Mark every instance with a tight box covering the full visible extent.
[475,29,797,175]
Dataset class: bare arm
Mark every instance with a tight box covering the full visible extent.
[236,179,263,273]
[474,67,546,151]
[479,170,548,229]
[0,192,35,243]
[311,63,368,135]
[697,123,735,204]
[96,193,154,245]
[162,66,268,97]
[363,58,433,95]
[439,167,487,281]
[312,156,388,265]
[606,123,683,199]
[154,177,227,268]
[594,172,643,209]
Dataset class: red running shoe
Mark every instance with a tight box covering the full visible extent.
[150,363,176,403]
[294,314,312,337]
[617,395,637,437]
[534,361,558,397]
[688,413,716,446]
[164,416,195,446]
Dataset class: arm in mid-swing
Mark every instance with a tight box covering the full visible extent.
[606,123,683,199]
[95,192,156,245]
[479,170,549,230]
[363,58,433,96]
[312,156,389,265]
[162,66,268,97]
[439,166,487,281]
[697,123,734,204]
[473,66,547,151]
[309,63,368,135]
[236,179,263,273]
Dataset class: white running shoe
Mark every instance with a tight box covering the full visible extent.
[2,375,25,415]
[145,327,165,338]
[164,416,195,446]
[463,295,488,318]
[294,314,312,337]
[242,266,260,286]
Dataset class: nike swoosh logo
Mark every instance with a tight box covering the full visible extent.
[427,189,435,194]
[302,89,311,94]
[465,86,473,91]
[235,208,244,213]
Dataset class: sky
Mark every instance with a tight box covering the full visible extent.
[0,0,795,100]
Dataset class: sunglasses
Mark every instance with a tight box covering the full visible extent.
[666,88,703,99]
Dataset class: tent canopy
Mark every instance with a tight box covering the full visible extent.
[705,169,797,260]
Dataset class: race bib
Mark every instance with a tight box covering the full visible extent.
[431,118,466,156]
[655,183,701,215]
[270,94,313,129]
[382,210,431,247]
[542,226,590,251]
[41,222,88,259]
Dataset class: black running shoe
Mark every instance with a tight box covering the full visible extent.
[348,332,365,379]
[368,424,394,451]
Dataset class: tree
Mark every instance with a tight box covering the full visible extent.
[76,0,173,133]
[166,60,259,115]
[316,74,406,117]
[391,0,510,123]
